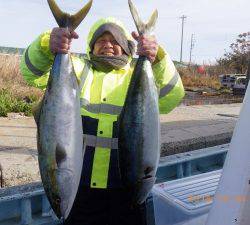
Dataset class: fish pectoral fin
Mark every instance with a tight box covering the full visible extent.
[55,144,67,167]
[128,0,158,35]
[47,0,93,30]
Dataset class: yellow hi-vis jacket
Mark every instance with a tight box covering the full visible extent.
[20,17,185,189]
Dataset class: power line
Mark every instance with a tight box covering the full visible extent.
[189,34,195,65]
[179,15,187,63]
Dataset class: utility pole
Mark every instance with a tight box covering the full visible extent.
[245,35,250,89]
[189,34,195,65]
[179,15,187,63]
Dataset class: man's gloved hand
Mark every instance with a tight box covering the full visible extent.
[50,27,79,54]
[132,31,159,63]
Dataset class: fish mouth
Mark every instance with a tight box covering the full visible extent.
[56,168,76,217]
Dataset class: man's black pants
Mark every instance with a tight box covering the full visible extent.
[64,187,147,225]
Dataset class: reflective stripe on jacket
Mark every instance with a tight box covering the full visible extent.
[20,18,185,189]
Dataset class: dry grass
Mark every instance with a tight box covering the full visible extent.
[0,54,231,116]
[0,54,43,116]
[178,66,221,90]
[0,54,43,98]
[0,54,226,94]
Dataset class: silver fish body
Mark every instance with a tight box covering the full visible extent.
[118,57,160,205]
[118,0,160,205]
[37,54,83,219]
[36,0,92,219]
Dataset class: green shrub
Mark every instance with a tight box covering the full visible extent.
[0,89,39,117]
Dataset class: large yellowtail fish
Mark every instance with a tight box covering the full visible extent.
[36,0,92,220]
[118,0,160,206]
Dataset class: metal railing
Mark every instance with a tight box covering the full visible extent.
[158,144,229,180]
[0,183,58,225]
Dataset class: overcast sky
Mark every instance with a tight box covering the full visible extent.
[0,0,249,64]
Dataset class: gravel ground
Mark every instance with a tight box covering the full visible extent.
[0,114,39,187]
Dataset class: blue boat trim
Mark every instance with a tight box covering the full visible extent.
[0,182,60,225]
[156,144,228,182]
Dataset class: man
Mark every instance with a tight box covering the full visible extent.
[20,17,185,225]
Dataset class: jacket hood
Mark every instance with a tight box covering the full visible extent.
[86,17,134,58]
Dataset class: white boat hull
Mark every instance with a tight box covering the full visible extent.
[206,83,250,225]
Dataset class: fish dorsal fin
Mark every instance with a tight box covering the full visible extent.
[128,0,158,35]
[47,0,93,30]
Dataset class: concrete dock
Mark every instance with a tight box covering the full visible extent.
[0,103,241,187]
[160,103,240,155]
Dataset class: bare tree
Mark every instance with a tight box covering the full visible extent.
[217,32,250,74]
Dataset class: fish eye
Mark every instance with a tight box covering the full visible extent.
[55,198,61,205]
